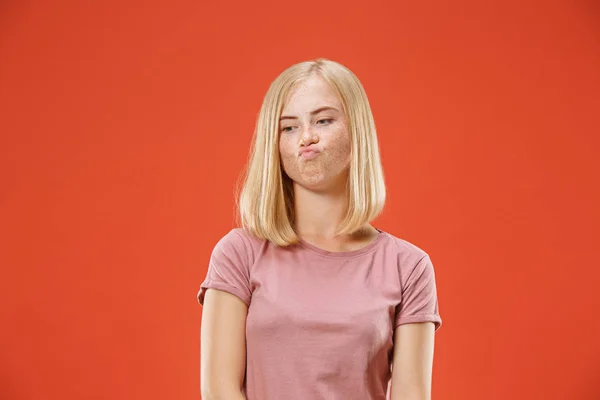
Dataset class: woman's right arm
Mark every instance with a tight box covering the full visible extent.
[200,288,248,400]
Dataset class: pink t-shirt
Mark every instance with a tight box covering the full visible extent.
[197,227,442,399]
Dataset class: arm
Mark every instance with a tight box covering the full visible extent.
[200,288,248,400]
[389,322,436,400]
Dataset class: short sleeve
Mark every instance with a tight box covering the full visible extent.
[196,229,252,307]
[394,255,442,331]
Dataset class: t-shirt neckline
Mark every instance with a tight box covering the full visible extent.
[297,228,386,258]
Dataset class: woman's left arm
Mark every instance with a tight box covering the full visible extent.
[389,321,436,400]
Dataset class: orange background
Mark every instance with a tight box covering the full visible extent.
[1,1,599,399]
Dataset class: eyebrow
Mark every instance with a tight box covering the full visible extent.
[279,106,339,121]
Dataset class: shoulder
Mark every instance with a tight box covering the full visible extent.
[213,227,264,248]
[211,227,267,266]
[381,230,429,261]
[380,232,441,312]
[380,230,435,277]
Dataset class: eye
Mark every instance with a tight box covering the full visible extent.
[280,126,293,133]
[317,119,333,125]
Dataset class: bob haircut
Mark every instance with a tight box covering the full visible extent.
[236,58,386,247]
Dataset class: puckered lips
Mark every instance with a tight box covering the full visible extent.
[298,144,320,160]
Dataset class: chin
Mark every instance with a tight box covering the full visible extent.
[296,175,343,193]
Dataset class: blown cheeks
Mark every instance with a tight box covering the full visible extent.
[279,131,351,191]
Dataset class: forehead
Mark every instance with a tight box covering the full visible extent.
[282,75,342,112]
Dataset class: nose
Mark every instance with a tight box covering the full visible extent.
[299,124,319,146]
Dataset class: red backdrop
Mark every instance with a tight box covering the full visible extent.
[1,1,599,399]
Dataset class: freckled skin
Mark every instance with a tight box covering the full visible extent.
[279,75,351,192]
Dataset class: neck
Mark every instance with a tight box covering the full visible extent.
[293,180,348,239]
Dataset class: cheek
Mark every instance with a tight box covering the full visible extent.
[278,137,296,170]
[278,137,289,158]
[326,130,351,164]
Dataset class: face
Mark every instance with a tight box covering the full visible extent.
[278,75,351,192]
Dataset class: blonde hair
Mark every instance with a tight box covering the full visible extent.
[236,58,386,246]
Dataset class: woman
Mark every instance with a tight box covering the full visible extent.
[196,58,442,400]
